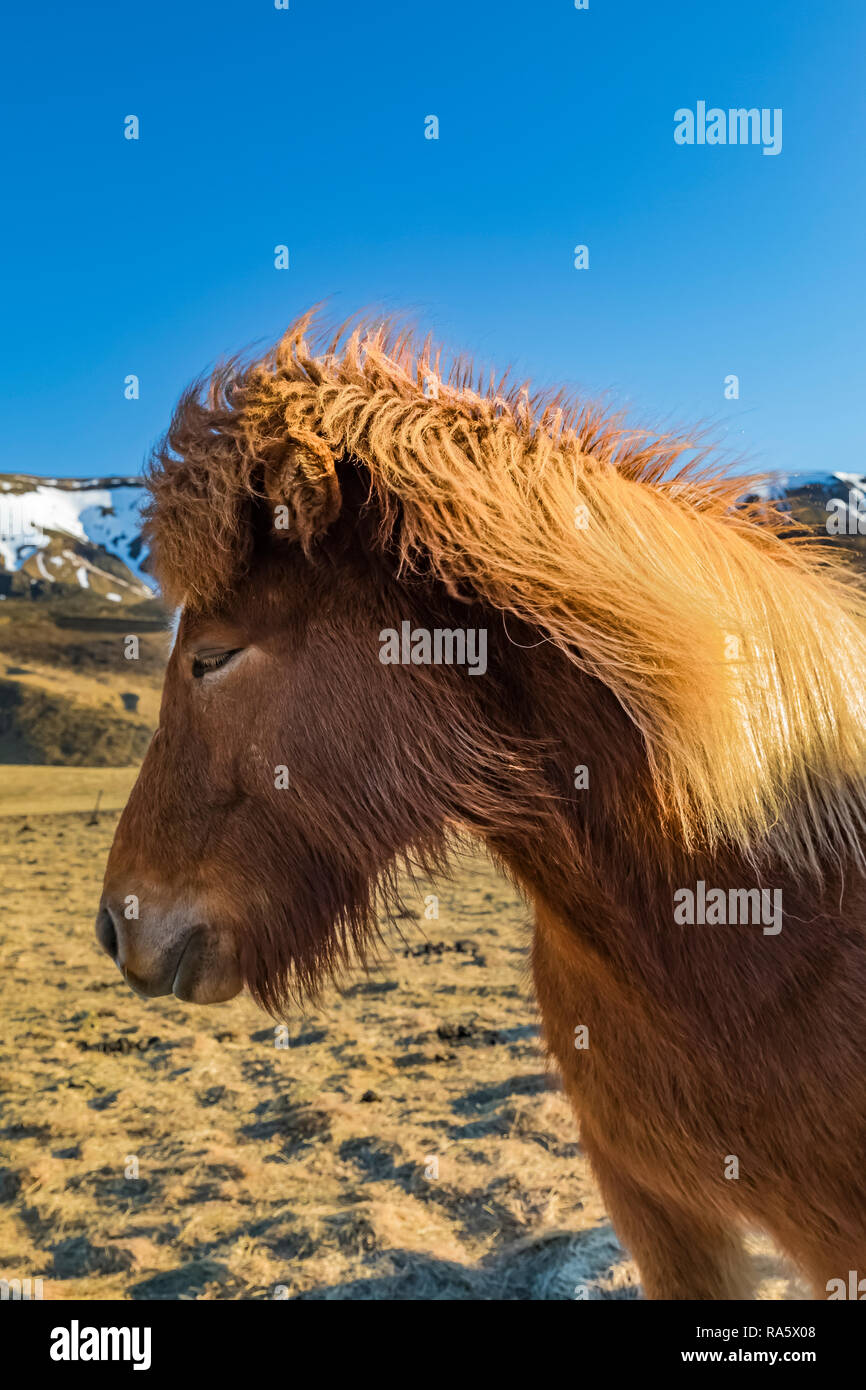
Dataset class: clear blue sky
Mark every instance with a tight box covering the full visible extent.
[2,0,864,480]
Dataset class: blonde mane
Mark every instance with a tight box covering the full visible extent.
[147,309,866,875]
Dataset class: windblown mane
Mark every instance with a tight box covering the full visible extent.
[146,309,866,876]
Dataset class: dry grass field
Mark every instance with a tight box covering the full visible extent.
[0,768,807,1300]
[0,598,168,766]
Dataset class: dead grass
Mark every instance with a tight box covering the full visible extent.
[0,781,806,1300]
[0,766,138,817]
[0,599,166,765]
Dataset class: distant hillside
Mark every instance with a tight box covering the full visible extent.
[2,468,864,602]
[747,470,866,557]
[0,592,169,767]
[0,467,864,766]
[0,474,152,604]
[0,472,166,764]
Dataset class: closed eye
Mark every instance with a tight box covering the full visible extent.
[192,649,243,679]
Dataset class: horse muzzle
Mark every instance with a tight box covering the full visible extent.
[95,896,242,1004]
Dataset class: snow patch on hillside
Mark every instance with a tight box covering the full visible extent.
[0,476,153,592]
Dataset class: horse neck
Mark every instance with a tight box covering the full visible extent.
[485,640,707,958]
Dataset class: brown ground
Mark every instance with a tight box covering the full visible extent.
[0,770,806,1300]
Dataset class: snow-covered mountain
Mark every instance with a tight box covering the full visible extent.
[0,467,864,607]
[741,470,866,550]
[0,474,154,603]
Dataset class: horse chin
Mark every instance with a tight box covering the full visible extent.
[173,974,243,1005]
[170,929,243,1005]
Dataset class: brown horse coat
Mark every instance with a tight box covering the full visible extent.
[100,311,866,1298]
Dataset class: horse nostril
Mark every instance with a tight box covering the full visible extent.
[96,905,118,962]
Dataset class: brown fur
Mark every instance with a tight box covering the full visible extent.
[103,310,866,1298]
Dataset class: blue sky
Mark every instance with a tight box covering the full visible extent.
[2,0,864,480]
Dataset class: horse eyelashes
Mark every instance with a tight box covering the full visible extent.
[191,650,242,679]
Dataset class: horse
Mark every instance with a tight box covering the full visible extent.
[97,310,866,1299]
